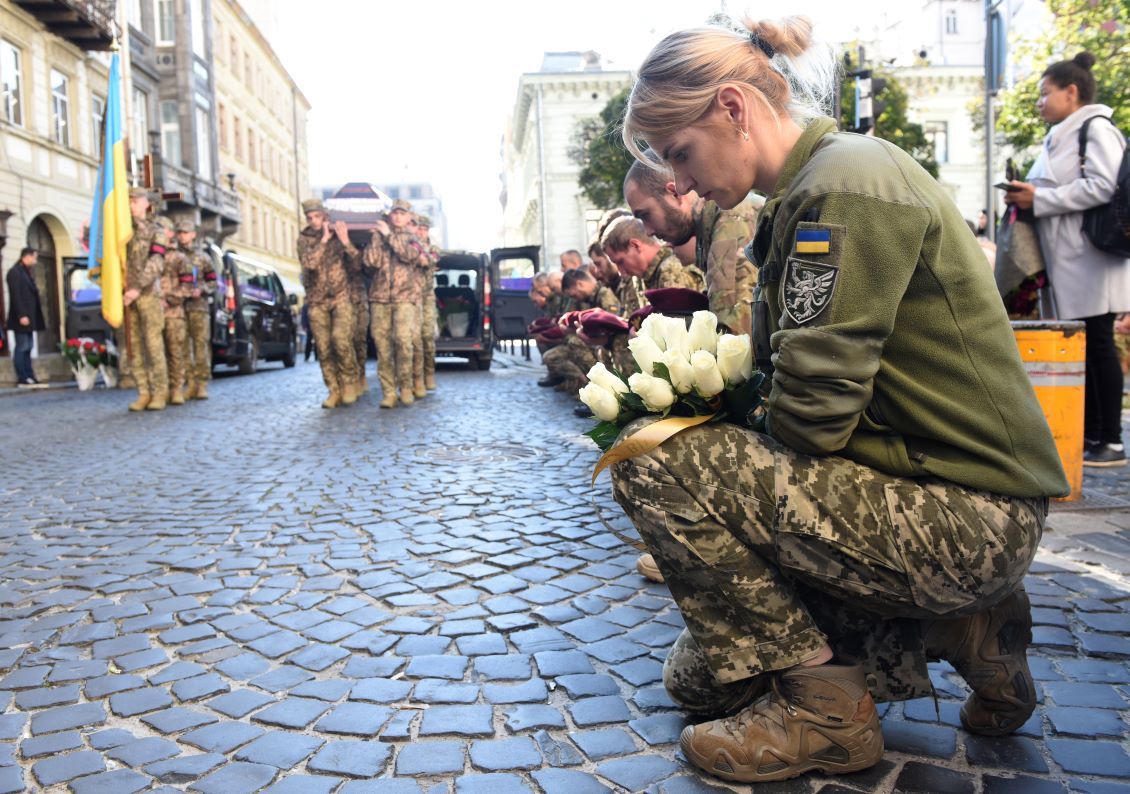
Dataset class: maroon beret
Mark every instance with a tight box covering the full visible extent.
[537,326,567,343]
[579,309,628,336]
[528,316,556,335]
[629,305,653,325]
[642,287,709,316]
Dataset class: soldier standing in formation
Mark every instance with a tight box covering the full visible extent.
[157,216,192,405]
[364,199,427,408]
[413,214,440,392]
[297,198,361,409]
[176,221,216,400]
[348,232,370,394]
[124,187,168,412]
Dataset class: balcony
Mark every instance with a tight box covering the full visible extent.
[12,0,116,51]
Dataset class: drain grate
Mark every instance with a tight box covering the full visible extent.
[400,443,542,465]
[1051,489,1130,513]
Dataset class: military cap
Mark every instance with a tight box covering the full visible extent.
[175,220,196,233]
[536,325,567,343]
[154,215,174,231]
[415,215,433,229]
[527,316,556,336]
[301,198,326,214]
[579,308,629,336]
[629,304,653,325]
[128,186,149,199]
[390,199,412,213]
[643,287,709,317]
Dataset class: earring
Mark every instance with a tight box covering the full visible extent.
[740,128,749,141]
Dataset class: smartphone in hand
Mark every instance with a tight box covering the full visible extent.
[994,182,1021,192]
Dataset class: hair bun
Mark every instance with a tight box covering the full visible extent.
[1073,52,1096,70]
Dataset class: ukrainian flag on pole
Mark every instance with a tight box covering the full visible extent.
[87,48,131,329]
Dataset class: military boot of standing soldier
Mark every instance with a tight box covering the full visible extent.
[124,188,169,412]
[297,200,362,408]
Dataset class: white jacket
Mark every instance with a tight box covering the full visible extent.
[1027,103,1130,320]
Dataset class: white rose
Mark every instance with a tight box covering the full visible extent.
[628,334,664,377]
[716,333,753,385]
[586,362,629,395]
[690,350,725,398]
[639,314,669,352]
[687,310,718,355]
[663,316,692,361]
[578,382,621,422]
[628,372,677,412]
[662,349,695,394]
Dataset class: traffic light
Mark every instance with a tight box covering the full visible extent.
[854,69,872,134]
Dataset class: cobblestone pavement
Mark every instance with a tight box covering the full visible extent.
[0,354,1129,793]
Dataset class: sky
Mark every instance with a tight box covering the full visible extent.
[266,1,921,251]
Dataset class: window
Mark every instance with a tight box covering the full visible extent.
[230,37,239,77]
[1,40,23,126]
[91,94,105,158]
[126,0,142,28]
[244,53,252,90]
[218,102,227,150]
[945,9,958,35]
[130,87,148,159]
[195,94,212,181]
[190,0,206,59]
[233,116,242,160]
[214,21,224,63]
[925,120,949,164]
[155,0,175,45]
[247,128,256,172]
[50,69,70,145]
[159,99,181,168]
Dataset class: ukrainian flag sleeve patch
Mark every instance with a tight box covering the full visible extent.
[795,228,831,255]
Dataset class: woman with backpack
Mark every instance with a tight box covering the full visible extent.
[1005,52,1130,467]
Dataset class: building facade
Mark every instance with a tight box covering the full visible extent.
[0,0,114,380]
[501,52,631,266]
[212,0,310,292]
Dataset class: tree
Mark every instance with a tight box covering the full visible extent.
[840,61,940,178]
[570,89,634,209]
[996,0,1129,154]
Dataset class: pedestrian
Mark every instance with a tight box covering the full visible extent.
[176,221,216,400]
[363,199,427,408]
[624,151,758,334]
[1003,52,1130,467]
[297,198,361,409]
[414,215,441,392]
[157,216,191,405]
[124,187,168,412]
[5,246,47,388]
[614,15,1068,784]
[600,216,702,316]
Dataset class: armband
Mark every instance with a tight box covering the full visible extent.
[204,272,217,281]
[178,274,196,284]
[150,243,167,256]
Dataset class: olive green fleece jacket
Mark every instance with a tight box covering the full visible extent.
[749,117,1067,498]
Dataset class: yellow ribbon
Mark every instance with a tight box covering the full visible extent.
[591,412,716,485]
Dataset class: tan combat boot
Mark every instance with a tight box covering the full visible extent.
[636,553,665,583]
[341,382,358,406]
[128,391,151,412]
[400,389,415,406]
[924,589,1036,736]
[425,375,437,391]
[413,377,427,399]
[379,393,397,409]
[679,664,883,783]
[322,390,342,409]
[359,374,368,392]
[195,382,209,400]
[169,386,186,406]
[147,391,168,411]
[184,382,199,401]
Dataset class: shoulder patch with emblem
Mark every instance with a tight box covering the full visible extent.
[783,257,839,325]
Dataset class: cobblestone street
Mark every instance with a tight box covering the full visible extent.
[0,355,1128,793]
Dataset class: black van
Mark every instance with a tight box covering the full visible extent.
[64,257,113,344]
[210,246,299,373]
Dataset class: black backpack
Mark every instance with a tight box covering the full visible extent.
[1078,115,1130,258]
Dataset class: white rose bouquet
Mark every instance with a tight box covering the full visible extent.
[578,310,766,453]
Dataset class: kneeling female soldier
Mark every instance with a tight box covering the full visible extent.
[613,14,1068,784]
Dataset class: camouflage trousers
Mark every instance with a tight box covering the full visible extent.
[308,301,358,393]
[163,314,188,390]
[543,334,596,385]
[371,302,418,398]
[611,420,1046,704]
[353,300,369,380]
[420,293,437,381]
[186,310,211,384]
[126,294,166,395]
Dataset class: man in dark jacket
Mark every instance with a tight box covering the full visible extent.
[5,247,47,388]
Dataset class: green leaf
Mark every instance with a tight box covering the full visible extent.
[652,361,673,384]
[721,376,766,428]
[584,420,624,453]
[621,392,646,413]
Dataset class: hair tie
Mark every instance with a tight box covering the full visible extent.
[750,32,775,59]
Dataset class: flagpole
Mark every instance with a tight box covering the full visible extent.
[117,1,134,179]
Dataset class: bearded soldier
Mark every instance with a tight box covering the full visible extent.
[124,187,168,412]
[601,216,703,316]
[297,198,361,408]
[176,221,216,400]
[364,199,427,408]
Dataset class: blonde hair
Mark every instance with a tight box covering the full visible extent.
[622,15,837,161]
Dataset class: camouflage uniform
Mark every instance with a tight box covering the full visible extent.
[182,242,216,388]
[617,246,701,316]
[298,227,361,394]
[419,242,441,387]
[125,217,167,397]
[694,199,758,335]
[160,242,193,393]
[348,260,369,383]
[611,117,1068,710]
[364,225,426,402]
[544,285,621,387]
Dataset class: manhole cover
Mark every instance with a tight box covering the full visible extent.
[1051,490,1130,513]
[400,443,542,465]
